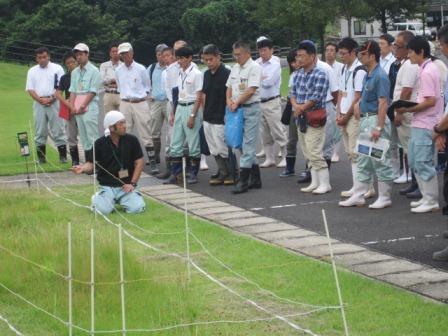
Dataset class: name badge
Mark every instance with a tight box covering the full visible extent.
[118,169,129,179]
[238,83,246,91]
[342,91,348,97]
[179,91,186,99]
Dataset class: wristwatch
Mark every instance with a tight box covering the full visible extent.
[190,113,195,118]
[130,182,137,187]
[375,126,383,132]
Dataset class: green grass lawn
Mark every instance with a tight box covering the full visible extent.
[0,62,70,176]
[0,185,447,335]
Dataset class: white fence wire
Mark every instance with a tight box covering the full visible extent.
[0,173,345,335]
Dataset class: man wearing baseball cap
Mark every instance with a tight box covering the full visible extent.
[72,110,145,215]
[69,42,101,163]
[115,42,155,171]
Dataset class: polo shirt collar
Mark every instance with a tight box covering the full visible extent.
[420,58,431,69]
[240,57,253,69]
[126,61,134,69]
[382,52,393,61]
[367,63,380,78]
[180,63,194,74]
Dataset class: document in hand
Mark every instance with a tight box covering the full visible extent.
[389,100,418,110]
[74,95,89,114]
[59,103,70,120]
[356,132,390,162]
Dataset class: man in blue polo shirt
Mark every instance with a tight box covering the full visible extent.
[340,40,395,209]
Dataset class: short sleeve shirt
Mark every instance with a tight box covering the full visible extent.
[115,61,150,100]
[58,73,71,99]
[69,62,101,100]
[360,64,390,114]
[202,64,230,124]
[226,58,261,104]
[93,134,143,187]
[317,60,338,102]
[291,66,329,109]
[339,60,366,114]
[412,59,443,129]
[177,63,203,103]
[392,59,418,103]
[26,61,65,96]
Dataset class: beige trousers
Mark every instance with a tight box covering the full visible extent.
[298,125,327,170]
[341,115,360,163]
[119,101,152,147]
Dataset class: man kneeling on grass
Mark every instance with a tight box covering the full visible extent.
[72,110,145,215]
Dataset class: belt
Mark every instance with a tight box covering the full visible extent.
[178,101,195,106]
[105,89,119,94]
[260,95,280,103]
[122,98,146,103]
[40,95,54,98]
[241,102,260,107]
[361,112,377,117]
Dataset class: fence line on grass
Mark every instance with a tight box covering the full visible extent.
[36,177,329,335]
[0,313,23,336]
[0,175,340,335]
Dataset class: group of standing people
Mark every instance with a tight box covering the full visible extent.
[25,29,448,259]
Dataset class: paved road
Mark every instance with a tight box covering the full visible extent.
[146,152,448,272]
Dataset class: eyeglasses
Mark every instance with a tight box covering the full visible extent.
[393,43,406,50]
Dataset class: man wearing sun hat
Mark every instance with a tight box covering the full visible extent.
[72,110,146,215]
[69,42,101,163]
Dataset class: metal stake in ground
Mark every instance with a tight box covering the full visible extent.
[90,228,95,335]
[321,209,349,336]
[17,131,31,189]
[182,157,191,281]
[28,120,40,193]
[67,222,73,336]
[118,224,127,336]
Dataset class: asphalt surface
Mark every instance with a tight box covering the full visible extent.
[146,150,448,272]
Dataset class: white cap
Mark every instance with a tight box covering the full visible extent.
[73,43,89,53]
[118,42,133,54]
[103,110,125,136]
[256,36,269,43]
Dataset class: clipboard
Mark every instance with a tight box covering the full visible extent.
[74,95,89,114]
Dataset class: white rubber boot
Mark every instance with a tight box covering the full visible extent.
[369,181,392,209]
[393,169,411,184]
[411,175,439,213]
[200,154,209,170]
[339,180,369,207]
[341,163,357,197]
[410,198,425,208]
[301,169,319,193]
[256,148,265,158]
[260,145,276,168]
[313,168,332,194]
[364,183,376,199]
[276,146,287,168]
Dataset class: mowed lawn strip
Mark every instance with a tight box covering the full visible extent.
[0,185,446,335]
[0,62,70,176]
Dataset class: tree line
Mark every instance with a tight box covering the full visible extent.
[0,0,426,64]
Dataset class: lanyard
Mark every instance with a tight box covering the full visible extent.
[109,138,124,169]
[179,66,193,90]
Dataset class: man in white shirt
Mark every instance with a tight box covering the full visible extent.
[325,42,344,86]
[335,37,367,197]
[168,46,204,184]
[115,43,154,169]
[26,47,66,164]
[226,40,262,194]
[255,37,287,168]
[379,34,396,75]
[325,42,344,162]
[100,42,122,115]
[391,31,419,194]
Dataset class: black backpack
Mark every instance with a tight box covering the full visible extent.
[341,64,367,89]
[148,62,157,86]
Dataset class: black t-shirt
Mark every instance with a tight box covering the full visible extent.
[58,73,71,99]
[92,134,143,187]
[202,64,230,124]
